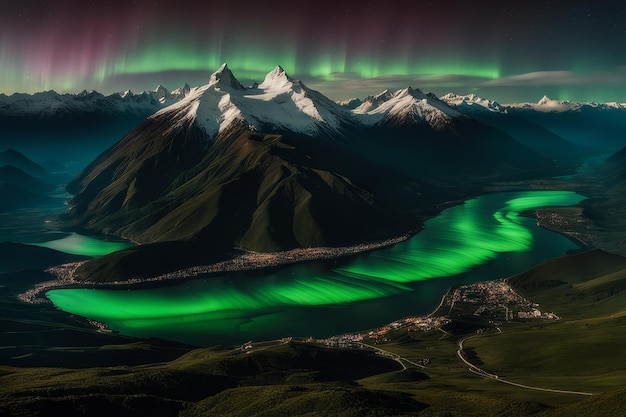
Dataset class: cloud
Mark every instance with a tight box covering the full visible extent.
[304,73,491,100]
[302,68,626,102]
[482,70,626,87]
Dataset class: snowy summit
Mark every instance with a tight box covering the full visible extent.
[153,64,354,138]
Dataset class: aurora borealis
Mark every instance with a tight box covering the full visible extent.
[1,1,625,102]
[46,191,585,345]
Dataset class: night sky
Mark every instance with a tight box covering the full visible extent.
[1,0,625,102]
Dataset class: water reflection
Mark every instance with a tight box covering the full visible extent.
[47,191,585,345]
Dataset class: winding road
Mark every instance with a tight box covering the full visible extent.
[358,342,426,370]
[457,334,594,396]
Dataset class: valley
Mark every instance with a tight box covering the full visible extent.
[2,64,626,416]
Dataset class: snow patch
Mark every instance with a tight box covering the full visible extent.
[353,87,464,128]
[440,93,506,113]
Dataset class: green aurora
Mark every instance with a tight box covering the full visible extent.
[3,1,626,103]
[100,39,502,82]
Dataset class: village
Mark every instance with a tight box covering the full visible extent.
[316,278,558,352]
[441,279,560,321]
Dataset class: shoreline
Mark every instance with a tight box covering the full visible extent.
[16,207,603,346]
[17,191,600,344]
[532,210,596,252]
[18,233,413,304]
[20,197,594,305]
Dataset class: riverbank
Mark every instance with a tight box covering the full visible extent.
[18,233,412,304]
[532,207,596,252]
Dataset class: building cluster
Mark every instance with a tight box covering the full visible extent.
[441,279,559,321]
[319,315,450,348]
[18,261,85,303]
[320,333,364,348]
[517,309,559,319]
[49,234,412,286]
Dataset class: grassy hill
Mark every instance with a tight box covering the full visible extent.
[0,341,419,417]
[462,250,626,400]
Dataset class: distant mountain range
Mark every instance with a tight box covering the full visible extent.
[4,79,623,120]
[0,84,192,166]
[439,93,626,150]
[0,85,189,119]
[3,72,625,160]
[4,71,626,166]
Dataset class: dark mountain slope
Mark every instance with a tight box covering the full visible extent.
[0,242,88,273]
[0,151,57,210]
[456,109,580,162]
[351,88,555,182]
[353,119,552,183]
[0,149,47,177]
[0,165,54,193]
[66,110,210,221]
[68,126,412,252]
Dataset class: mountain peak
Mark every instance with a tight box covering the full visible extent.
[353,86,464,127]
[209,63,245,90]
[538,95,553,105]
[372,89,391,99]
[397,86,427,99]
[259,65,294,89]
[269,65,289,78]
[439,92,506,113]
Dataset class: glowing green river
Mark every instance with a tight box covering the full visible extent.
[47,191,585,345]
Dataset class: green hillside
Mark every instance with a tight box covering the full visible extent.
[6,250,626,416]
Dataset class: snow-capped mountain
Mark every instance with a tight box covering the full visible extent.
[0,84,191,119]
[440,93,506,113]
[352,90,394,113]
[154,64,355,139]
[152,85,169,103]
[170,83,191,101]
[505,95,626,113]
[336,97,363,110]
[439,93,582,161]
[352,87,466,130]
[114,84,191,106]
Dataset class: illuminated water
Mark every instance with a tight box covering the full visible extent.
[33,232,132,257]
[47,191,585,345]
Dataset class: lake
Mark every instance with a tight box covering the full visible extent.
[46,190,585,346]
